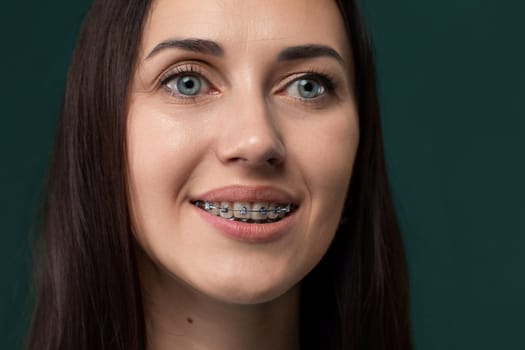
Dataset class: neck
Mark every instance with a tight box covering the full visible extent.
[138,254,300,350]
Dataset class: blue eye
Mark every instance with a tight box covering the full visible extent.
[286,78,326,99]
[166,75,202,96]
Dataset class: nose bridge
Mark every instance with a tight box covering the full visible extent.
[216,80,285,167]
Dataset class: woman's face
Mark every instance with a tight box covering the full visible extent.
[128,0,359,304]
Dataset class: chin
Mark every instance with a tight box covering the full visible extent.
[190,270,301,306]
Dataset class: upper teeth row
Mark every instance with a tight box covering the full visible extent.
[193,200,293,220]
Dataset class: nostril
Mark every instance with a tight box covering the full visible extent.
[266,156,283,166]
[227,156,282,167]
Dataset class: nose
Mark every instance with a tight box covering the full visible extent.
[215,94,285,168]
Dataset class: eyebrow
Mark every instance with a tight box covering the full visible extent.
[277,44,345,64]
[146,39,344,65]
[145,38,224,59]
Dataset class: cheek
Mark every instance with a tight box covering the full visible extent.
[126,98,212,197]
[125,101,206,237]
[285,108,359,268]
[290,109,359,199]
[128,110,187,186]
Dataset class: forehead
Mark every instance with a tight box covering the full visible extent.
[141,0,351,62]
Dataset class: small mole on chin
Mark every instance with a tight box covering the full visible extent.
[187,317,194,324]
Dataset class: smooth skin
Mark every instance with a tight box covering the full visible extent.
[127,0,359,349]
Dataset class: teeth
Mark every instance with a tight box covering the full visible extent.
[233,202,251,220]
[219,202,233,219]
[277,204,290,219]
[267,203,279,219]
[194,200,295,223]
[210,202,220,216]
[250,202,269,220]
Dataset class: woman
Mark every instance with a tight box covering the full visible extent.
[28,0,411,349]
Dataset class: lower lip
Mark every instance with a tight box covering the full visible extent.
[192,204,297,243]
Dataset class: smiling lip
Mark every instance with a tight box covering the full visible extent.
[190,185,299,243]
[191,185,298,204]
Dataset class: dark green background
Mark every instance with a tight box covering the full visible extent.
[1,1,523,349]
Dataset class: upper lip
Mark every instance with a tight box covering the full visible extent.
[191,185,299,204]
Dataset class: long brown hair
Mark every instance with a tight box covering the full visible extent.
[27,0,412,349]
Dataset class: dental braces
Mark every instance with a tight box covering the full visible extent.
[193,201,294,216]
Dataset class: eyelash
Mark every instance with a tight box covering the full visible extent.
[279,69,338,105]
[158,64,338,105]
[159,63,212,98]
[296,69,337,92]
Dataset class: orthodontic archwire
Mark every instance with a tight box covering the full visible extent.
[194,201,293,215]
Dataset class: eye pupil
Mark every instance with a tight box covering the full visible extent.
[303,81,313,91]
[298,79,321,98]
[176,75,201,96]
